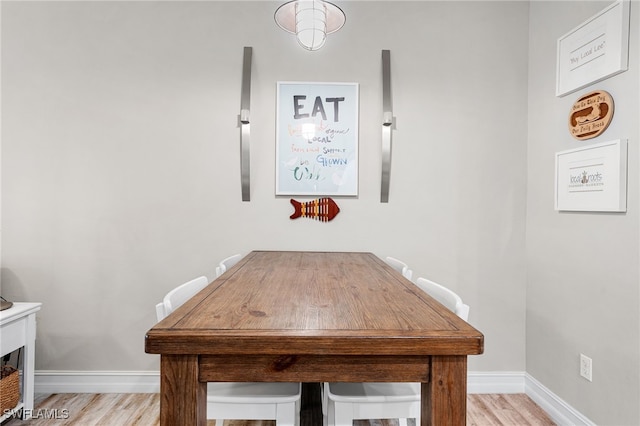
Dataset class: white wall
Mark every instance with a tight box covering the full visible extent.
[5,2,639,423]
[527,1,640,425]
[1,0,529,373]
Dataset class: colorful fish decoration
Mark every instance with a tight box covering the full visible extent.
[290,198,340,222]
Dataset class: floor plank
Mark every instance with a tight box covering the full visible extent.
[4,385,555,426]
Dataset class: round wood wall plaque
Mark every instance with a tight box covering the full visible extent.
[568,90,614,140]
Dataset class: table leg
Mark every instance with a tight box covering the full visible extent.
[160,355,207,426]
[422,355,467,426]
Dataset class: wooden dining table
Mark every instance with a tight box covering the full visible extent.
[145,251,484,426]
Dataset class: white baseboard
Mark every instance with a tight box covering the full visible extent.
[467,371,525,393]
[35,371,160,394]
[37,370,524,395]
[35,370,593,425]
[525,373,596,426]
[35,370,528,395]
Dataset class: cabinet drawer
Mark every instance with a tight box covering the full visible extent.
[0,318,27,355]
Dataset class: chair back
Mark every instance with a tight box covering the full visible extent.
[218,254,243,275]
[385,256,413,281]
[415,277,469,321]
[161,276,209,319]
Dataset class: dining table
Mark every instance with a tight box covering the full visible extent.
[145,250,484,426]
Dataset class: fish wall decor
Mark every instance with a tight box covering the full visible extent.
[290,198,340,222]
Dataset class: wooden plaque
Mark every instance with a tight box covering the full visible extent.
[568,90,614,140]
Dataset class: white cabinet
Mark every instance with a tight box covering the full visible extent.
[0,302,42,420]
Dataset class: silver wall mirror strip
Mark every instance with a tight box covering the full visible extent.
[240,47,252,202]
[381,49,392,203]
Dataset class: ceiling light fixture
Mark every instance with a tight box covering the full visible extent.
[275,0,346,51]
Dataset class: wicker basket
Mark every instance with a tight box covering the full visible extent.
[0,366,20,412]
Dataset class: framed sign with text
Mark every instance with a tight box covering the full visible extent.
[276,82,359,196]
[556,0,630,97]
[555,139,627,212]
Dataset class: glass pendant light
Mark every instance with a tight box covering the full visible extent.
[275,0,346,51]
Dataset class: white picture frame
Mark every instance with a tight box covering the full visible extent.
[556,0,630,97]
[555,139,627,212]
[276,81,359,196]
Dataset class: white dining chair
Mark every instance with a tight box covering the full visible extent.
[323,382,420,426]
[215,253,243,278]
[154,302,165,323]
[160,276,209,317]
[414,277,470,321]
[322,277,469,426]
[384,256,413,281]
[156,275,301,426]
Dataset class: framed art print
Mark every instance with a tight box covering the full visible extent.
[276,82,359,196]
[556,0,630,97]
[555,139,627,212]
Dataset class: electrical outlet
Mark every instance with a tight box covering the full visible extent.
[580,354,592,382]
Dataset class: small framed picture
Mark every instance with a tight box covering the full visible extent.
[555,139,627,212]
[556,0,630,97]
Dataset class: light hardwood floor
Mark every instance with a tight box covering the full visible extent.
[4,389,555,426]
